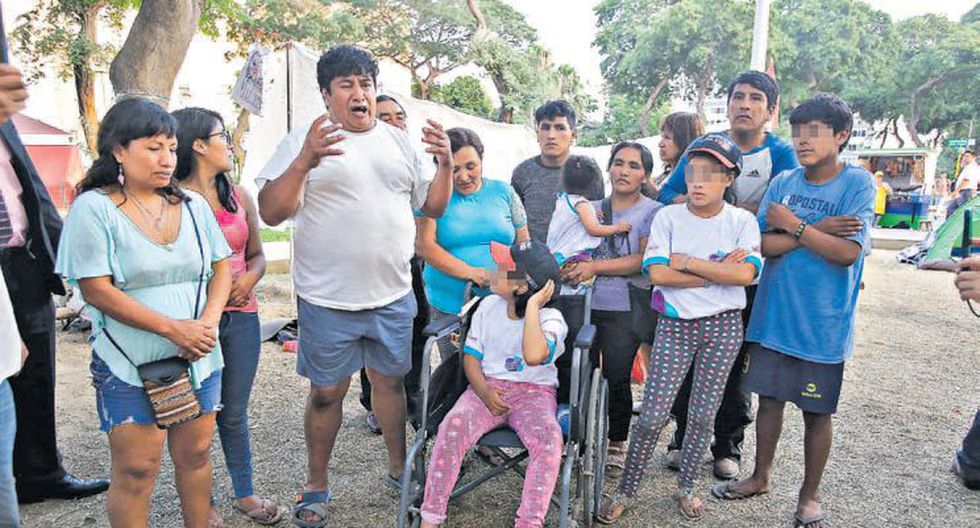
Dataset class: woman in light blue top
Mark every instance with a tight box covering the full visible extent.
[418,128,529,356]
[56,98,232,528]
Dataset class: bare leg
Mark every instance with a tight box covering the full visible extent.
[106,424,166,528]
[169,413,218,528]
[366,368,407,477]
[725,396,784,496]
[797,412,833,527]
[304,380,350,492]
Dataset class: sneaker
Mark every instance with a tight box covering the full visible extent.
[713,457,739,480]
[365,411,382,435]
[664,449,681,471]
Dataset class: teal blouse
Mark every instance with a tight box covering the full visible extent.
[56,191,232,388]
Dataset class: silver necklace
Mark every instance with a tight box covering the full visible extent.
[126,189,167,232]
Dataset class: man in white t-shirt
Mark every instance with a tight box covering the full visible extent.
[255,45,453,523]
[950,150,979,217]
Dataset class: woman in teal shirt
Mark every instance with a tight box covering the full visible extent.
[418,127,529,356]
[56,98,232,527]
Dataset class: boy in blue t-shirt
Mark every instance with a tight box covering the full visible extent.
[712,93,875,528]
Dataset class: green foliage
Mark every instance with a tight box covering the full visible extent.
[578,94,669,147]
[429,75,493,118]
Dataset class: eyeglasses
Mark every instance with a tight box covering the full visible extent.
[208,130,232,145]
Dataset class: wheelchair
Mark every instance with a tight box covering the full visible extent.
[397,288,609,527]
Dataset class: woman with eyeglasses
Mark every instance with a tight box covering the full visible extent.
[173,108,279,526]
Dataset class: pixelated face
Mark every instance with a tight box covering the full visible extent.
[452,146,483,196]
[536,117,575,158]
[377,99,407,130]
[659,127,680,164]
[684,156,732,208]
[488,262,528,298]
[791,121,849,166]
[321,73,376,132]
[609,147,645,195]
[728,83,771,134]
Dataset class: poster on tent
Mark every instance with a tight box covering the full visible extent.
[232,45,267,116]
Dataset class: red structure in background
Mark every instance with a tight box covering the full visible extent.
[10,113,85,211]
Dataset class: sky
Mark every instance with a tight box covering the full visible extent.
[505,0,978,106]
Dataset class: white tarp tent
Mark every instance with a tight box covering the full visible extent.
[240,42,664,205]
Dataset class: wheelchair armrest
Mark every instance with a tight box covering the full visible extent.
[423,314,462,338]
[574,324,596,349]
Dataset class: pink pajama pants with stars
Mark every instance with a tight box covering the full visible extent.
[617,310,743,497]
[421,378,563,528]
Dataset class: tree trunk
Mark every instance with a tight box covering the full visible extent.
[638,77,669,137]
[891,118,905,148]
[694,57,715,121]
[74,4,101,153]
[231,108,249,179]
[466,0,488,39]
[108,0,204,105]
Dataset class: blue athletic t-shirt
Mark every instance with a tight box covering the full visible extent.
[424,179,525,314]
[745,164,875,364]
[657,132,799,206]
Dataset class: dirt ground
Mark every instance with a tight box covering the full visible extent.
[17,250,980,527]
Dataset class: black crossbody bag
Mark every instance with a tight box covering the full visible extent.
[600,198,658,341]
[102,200,207,429]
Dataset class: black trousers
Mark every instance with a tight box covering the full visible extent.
[590,310,640,443]
[360,257,429,418]
[1,250,66,485]
[668,285,756,461]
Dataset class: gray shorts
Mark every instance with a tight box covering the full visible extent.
[297,293,417,388]
[743,343,845,415]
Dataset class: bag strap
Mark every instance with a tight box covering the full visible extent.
[601,197,631,257]
[184,200,206,320]
[101,199,207,369]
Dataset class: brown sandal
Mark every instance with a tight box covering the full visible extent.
[605,444,627,478]
[234,498,284,525]
[596,493,629,524]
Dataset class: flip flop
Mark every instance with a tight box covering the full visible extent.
[291,490,331,528]
[384,473,403,497]
[596,493,629,525]
[675,492,705,521]
[794,512,826,528]
[234,498,284,525]
[711,481,769,501]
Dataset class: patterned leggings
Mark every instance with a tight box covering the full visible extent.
[421,378,563,528]
[616,310,743,497]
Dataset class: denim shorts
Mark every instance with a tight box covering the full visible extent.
[90,353,223,432]
[297,293,417,388]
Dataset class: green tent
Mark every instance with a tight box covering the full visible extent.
[922,196,980,264]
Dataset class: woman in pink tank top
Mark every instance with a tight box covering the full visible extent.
[173,108,281,525]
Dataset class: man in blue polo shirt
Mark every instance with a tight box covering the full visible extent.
[658,71,800,480]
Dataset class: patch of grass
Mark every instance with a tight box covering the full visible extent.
[260,228,292,243]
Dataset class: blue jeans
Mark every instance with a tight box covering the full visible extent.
[0,380,20,527]
[957,410,980,487]
[216,311,262,499]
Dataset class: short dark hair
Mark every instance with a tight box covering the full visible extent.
[534,100,577,129]
[376,94,404,113]
[608,142,655,177]
[726,71,779,114]
[446,127,484,159]
[964,150,976,156]
[562,154,602,195]
[316,45,378,93]
[789,92,854,152]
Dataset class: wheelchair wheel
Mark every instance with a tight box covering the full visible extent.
[592,376,609,519]
[580,368,605,527]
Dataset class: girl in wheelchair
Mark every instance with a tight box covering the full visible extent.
[420,241,569,528]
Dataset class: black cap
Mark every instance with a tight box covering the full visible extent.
[491,240,560,291]
[687,133,743,176]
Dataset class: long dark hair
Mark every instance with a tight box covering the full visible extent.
[172,107,237,212]
[77,97,187,203]
[661,112,704,167]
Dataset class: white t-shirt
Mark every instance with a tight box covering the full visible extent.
[256,119,431,310]
[462,295,568,387]
[0,268,21,381]
[641,203,762,320]
[546,193,602,265]
[956,163,980,193]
